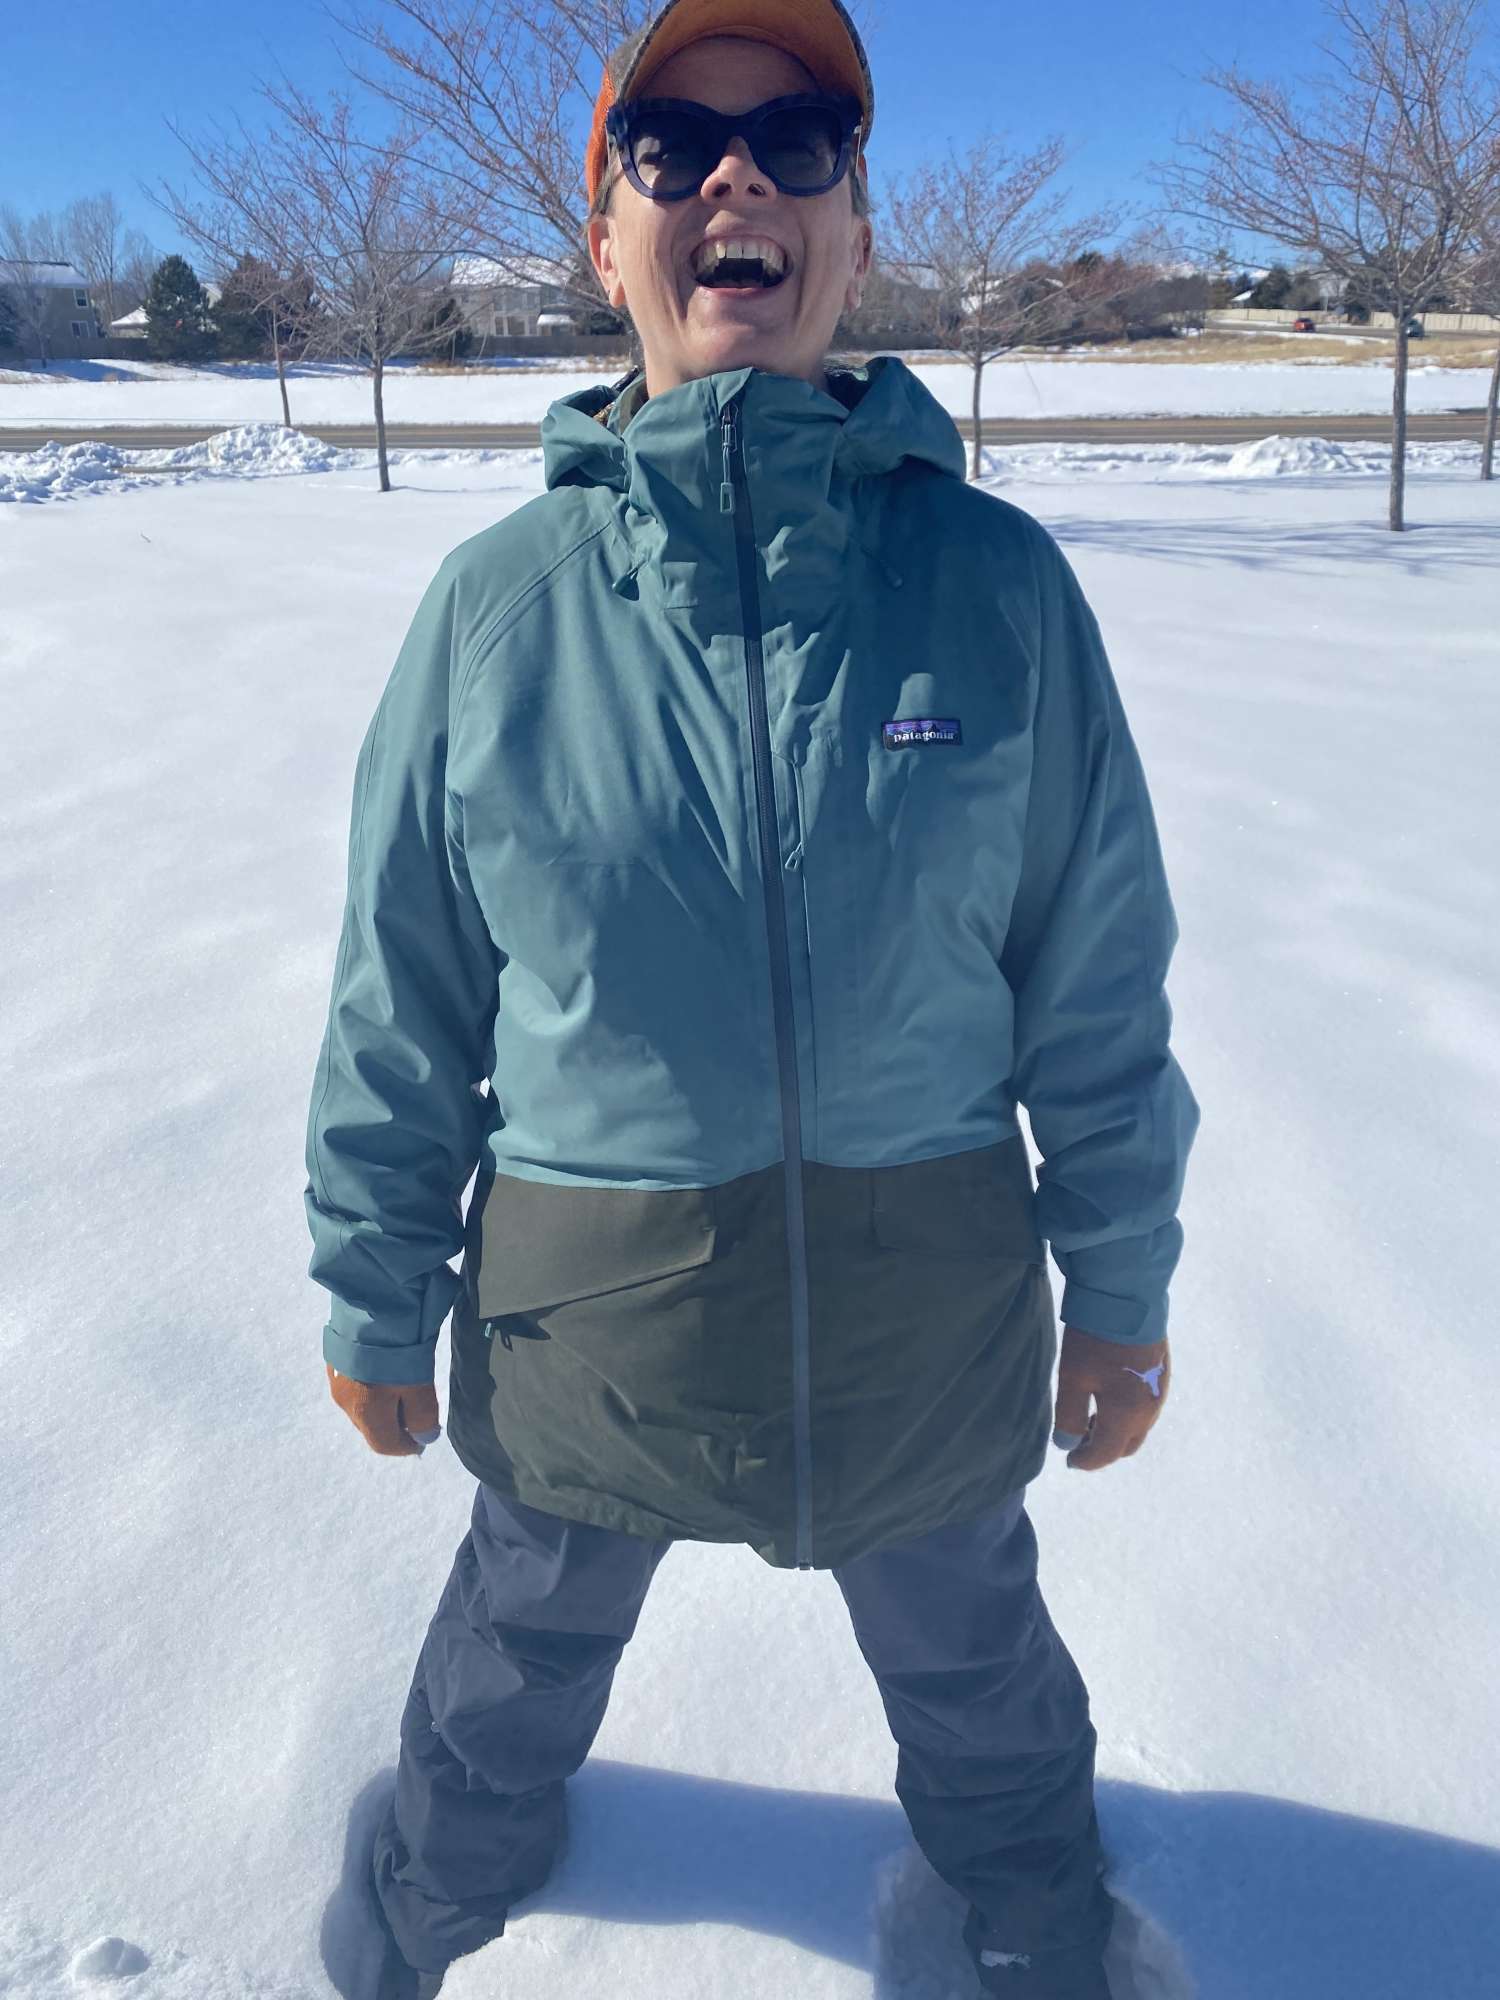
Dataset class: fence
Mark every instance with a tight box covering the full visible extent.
[1210,306,1500,333]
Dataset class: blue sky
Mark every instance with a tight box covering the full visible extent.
[0,0,1407,269]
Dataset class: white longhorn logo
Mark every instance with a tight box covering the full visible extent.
[1123,1361,1165,1398]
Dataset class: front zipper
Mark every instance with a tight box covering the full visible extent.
[720,395,815,1571]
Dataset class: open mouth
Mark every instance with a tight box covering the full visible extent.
[691,239,791,290]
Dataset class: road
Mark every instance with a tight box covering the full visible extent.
[0,410,1488,454]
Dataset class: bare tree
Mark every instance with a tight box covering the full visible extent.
[1152,0,1500,531]
[60,194,160,327]
[277,102,469,490]
[326,0,651,315]
[153,127,320,427]
[1470,227,1500,480]
[59,193,132,327]
[879,134,1121,481]
[116,232,162,317]
[0,206,69,366]
[156,82,481,481]
[1057,228,1211,343]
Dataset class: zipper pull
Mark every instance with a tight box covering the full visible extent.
[719,407,737,514]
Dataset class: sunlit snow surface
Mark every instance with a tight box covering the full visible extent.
[0,348,1494,426]
[0,416,1483,503]
[2,435,1497,2000]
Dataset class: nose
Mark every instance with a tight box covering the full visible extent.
[699,135,772,201]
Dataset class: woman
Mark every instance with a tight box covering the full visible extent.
[304,2,1199,1995]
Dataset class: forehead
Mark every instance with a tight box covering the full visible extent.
[638,33,819,110]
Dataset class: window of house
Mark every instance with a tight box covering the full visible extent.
[74,289,89,307]
[71,320,91,337]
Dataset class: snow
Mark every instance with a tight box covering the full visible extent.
[0,421,1482,506]
[1221,432,1365,476]
[0,350,1494,427]
[2,426,1498,2000]
[0,422,376,502]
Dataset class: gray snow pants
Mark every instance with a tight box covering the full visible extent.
[372,1480,1112,1981]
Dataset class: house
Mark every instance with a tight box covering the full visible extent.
[1229,267,1347,311]
[108,281,221,342]
[449,251,590,336]
[0,259,101,360]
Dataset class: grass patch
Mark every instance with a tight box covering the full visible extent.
[1051,331,1497,368]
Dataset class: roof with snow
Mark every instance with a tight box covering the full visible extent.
[0,258,92,290]
[451,252,576,289]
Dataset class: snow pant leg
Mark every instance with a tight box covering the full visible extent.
[373,1481,673,1972]
[830,1488,1112,1962]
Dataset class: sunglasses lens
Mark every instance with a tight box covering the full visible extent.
[756,104,843,187]
[625,101,847,195]
[628,106,712,194]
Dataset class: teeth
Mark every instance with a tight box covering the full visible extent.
[692,237,788,280]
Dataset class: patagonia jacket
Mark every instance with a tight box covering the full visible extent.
[303,354,1200,1569]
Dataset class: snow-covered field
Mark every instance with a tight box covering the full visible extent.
[0,350,1494,426]
[0,419,1488,504]
[2,430,1498,2000]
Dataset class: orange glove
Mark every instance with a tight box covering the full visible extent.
[1053,1326,1171,1472]
[326,1363,442,1457]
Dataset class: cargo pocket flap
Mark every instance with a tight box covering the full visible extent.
[871,1138,1043,1263]
[474,1173,718,1317]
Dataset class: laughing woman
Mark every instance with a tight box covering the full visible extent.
[304,3,1200,1995]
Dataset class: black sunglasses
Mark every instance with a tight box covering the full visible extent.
[604,91,864,200]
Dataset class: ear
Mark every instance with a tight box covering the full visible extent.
[844,218,874,312]
[587,212,627,310]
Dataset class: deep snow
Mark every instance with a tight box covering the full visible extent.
[2,427,1497,2000]
[0,349,1494,427]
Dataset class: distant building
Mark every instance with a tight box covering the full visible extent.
[450,252,584,336]
[0,259,101,360]
[108,281,221,342]
[1230,267,1346,311]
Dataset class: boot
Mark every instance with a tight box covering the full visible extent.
[963,1901,1114,1999]
[370,1877,448,2000]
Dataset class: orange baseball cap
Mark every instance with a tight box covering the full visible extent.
[585,0,874,209]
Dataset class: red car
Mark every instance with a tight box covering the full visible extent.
[1291,315,1317,332]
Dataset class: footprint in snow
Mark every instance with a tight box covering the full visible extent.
[870,1843,1194,2000]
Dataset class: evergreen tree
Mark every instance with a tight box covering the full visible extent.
[210,253,275,359]
[144,254,217,361]
[405,288,473,362]
[1248,264,1293,308]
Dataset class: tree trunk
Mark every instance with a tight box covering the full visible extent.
[274,326,291,428]
[1482,339,1499,482]
[970,351,983,483]
[1388,318,1408,532]
[373,356,391,493]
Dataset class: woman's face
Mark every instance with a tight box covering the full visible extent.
[587,34,873,397]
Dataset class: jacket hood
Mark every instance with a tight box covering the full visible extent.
[540,354,967,498]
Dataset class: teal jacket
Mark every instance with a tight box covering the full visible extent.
[303,355,1199,1565]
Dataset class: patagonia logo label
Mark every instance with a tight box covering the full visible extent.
[883,716,962,749]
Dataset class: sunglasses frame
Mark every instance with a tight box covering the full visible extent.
[603,90,865,202]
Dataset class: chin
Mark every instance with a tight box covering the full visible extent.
[686,332,798,378]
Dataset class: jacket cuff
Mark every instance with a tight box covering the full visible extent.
[317,1263,463,1385]
[1057,1279,1169,1345]
[322,1321,440,1387]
